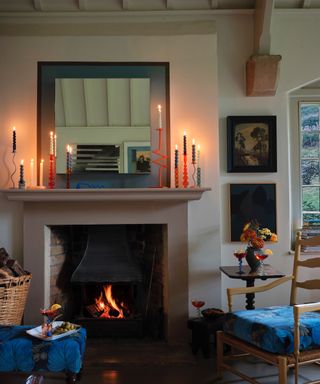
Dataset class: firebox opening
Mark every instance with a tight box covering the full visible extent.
[50,224,165,339]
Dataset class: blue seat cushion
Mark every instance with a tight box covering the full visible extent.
[0,325,86,373]
[224,305,320,354]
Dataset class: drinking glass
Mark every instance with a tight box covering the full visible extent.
[191,299,205,318]
[255,252,268,275]
[233,250,246,274]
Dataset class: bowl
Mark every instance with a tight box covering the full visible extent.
[201,307,225,319]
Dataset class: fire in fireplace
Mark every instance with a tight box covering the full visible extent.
[50,224,165,339]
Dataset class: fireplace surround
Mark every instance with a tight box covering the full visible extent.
[5,188,209,342]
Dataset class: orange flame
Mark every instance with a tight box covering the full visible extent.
[94,284,125,319]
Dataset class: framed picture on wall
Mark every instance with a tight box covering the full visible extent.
[227,115,277,172]
[230,183,277,242]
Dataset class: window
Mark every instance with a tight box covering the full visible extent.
[300,102,320,226]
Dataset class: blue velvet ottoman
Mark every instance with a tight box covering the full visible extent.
[0,325,86,383]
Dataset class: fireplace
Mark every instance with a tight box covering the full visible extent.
[50,224,165,338]
[5,188,208,342]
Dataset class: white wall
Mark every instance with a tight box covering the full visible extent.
[1,11,319,315]
[0,21,221,315]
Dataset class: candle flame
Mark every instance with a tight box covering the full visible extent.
[192,139,195,145]
[41,159,44,164]
[157,104,162,111]
[50,131,53,137]
[197,144,200,150]
[183,131,187,136]
[30,158,34,164]
[20,159,24,165]
[175,144,178,150]
[13,126,16,132]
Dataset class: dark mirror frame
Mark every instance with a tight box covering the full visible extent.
[37,62,170,189]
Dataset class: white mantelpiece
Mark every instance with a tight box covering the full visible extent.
[5,188,210,342]
[4,188,210,202]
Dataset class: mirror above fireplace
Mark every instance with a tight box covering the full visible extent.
[38,62,170,188]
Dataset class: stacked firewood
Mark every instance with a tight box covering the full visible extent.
[0,248,29,278]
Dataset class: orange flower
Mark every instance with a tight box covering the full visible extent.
[251,237,265,249]
[270,233,278,242]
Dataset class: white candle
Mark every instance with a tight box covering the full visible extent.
[49,131,54,155]
[30,158,35,187]
[157,105,162,128]
[54,134,57,157]
[39,159,44,187]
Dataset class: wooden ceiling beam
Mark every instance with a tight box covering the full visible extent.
[33,0,43,11]
[254,0,274,54]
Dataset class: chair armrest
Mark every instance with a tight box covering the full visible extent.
[227,275,293,312]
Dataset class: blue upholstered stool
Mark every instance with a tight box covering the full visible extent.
[0,325,86,383]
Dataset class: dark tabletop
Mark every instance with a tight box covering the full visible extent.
[219,265,285,281]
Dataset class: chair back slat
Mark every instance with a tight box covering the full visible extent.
[290,231,320,305]
[295,280,320,290]
[297,258,320,268]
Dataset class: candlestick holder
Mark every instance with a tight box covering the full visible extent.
[48,154,55,189]
[66,169,71,189]
[152,127,168,188]
[10,153,17,189]
[197,166,201,187]
[18,164,25,190]
[183,154,188,188]
[191,162,197,188]
[174,167,179,188]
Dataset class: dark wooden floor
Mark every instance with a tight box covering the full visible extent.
[1,338,320,383]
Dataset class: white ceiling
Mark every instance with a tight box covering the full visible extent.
[0,0,320,12]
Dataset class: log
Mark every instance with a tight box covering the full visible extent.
[0,248,9,267]
[6,259,27,276]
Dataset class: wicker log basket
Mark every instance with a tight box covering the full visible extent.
[0,274,32,325]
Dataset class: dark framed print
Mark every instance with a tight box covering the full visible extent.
[230,183,277,242]
[227,115,277,172]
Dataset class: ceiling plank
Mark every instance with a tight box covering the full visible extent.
[254,0,274,54]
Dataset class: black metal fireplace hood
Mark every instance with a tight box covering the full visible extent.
[71,225,142,283]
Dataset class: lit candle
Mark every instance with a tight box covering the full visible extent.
[174,144,179,169]
[30,158,35,187]
[12,126,16,153]
[54,134,57,157]
[197,144,200,167]
[49,131,54,155]
[192,139,196,164]
[39,159,44,187]
[157,105,162,128]
[183,131,187,156]
[66,145,73,171]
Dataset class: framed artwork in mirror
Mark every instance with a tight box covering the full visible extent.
[230,183,277,242]
[227,115,277,173]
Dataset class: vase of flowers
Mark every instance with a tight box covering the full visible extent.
[240,220,277,272]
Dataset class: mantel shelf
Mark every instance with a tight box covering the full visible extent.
[2,187,211,202]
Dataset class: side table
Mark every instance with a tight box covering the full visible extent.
[187,315,225,358]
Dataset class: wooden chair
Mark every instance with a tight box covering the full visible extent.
[217,231,320,384]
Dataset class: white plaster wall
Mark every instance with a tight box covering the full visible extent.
[1,11,319,316]
[0,25,221,316]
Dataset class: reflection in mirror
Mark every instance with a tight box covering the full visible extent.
[55,78,151,174]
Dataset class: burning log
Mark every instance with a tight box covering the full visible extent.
[86,303,104,318]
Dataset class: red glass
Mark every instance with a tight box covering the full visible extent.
[191,300,205,318]
[234,252,246,274]
[255,252,269,274]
